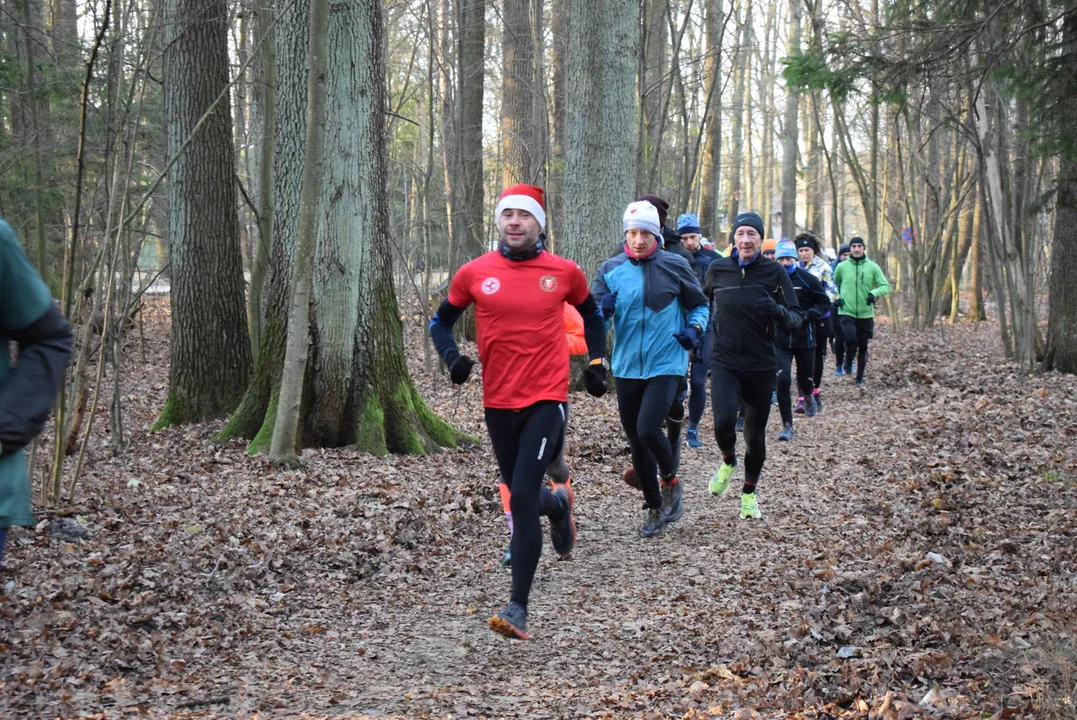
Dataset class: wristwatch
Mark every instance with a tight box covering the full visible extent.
[590,357,610,371]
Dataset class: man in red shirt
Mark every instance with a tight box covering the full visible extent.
[430,184,609,640]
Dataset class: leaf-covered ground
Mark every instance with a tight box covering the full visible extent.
[2,301,1076,719]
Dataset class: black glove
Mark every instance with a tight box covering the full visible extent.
[833,298,843,308]
[449,355,474,384]
[754,294,781,319]
[600,292,617,319]
[582,362,609,398]
[867,293,876,305]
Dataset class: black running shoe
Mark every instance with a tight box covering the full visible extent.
[661,479,684,523]
[640,507,666,538]
[489,601,530,640]
[549,486,576,557]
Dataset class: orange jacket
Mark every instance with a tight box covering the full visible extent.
[563,304,587,356]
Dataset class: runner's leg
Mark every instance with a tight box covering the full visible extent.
[711,366,742,462]
[775,347,795,426]
[616,378,660,508]
[740,372,775,493]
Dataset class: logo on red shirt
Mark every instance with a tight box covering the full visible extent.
[539,275,557,292]
[481,277,501,295]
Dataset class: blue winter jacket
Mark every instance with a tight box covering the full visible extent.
[591,249,709,380]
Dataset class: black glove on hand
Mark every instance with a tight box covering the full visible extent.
[867,293,876,305]
[582,363,609,398]
[834,298,844,308]
[600,292,617,319]
[754,294,781,319]
[449,355,474,384]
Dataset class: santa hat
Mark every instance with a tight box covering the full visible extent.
[495,184,546,230]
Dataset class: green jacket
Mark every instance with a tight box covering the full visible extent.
[834,255,890,319]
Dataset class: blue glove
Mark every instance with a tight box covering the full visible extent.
[600,292,617,319]
[673,325,701,351]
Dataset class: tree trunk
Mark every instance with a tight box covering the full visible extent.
[562,0,639,277]
[726,0,749,222]
[698,0,723,238]
[1046,9,1077,374]
[640,0,668,194]
[455,0,486,264]
[268,0,329,464]
[500,0,535,186]
[779,0,799,242]
[548,0,567,247]
[156,0,252,428]
[248,0,276,363]
[968,199,986,321]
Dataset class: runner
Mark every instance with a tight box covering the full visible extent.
[677,213,720,450]
[794,232,838,411]
[0,218,73,570]
[703,212,802,520]
[429,184,609,640]
[833,236,891,386]
[592,200,709,537]
[762,238,777,260]
[832,242,852,375]
[773,241,831,441]
[496,303,586,567]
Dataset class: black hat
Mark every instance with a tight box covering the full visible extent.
[838,242,851,256]
[638,194,669,228]
[729,212,765,242]
[794,232,821,253]
[849,236,866,248]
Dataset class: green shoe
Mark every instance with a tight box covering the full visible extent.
[709,460,736,496]
[740,492,761,519]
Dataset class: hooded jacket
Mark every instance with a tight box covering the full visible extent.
[703,252,802,374]
[834,254,891,319]
[776,266,832,349]
[592,249,709,380]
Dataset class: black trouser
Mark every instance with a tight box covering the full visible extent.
[667,377,687,474]
[485,401,567,608]
[775,346,816,425]
[831,314,847,369]
[812,319,830,390]
[688,327,714,426]
[497,403,571,488]
[840,316,875,382]
[712,366,774,482]
[615,376,681,509]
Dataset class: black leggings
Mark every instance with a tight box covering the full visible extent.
[831,314,846,369]
[485,401,567,608]
[775,346,816,425]
[712,367,774,481]
[840,316,874,382]
[688,328,714,426]
[812,319,830,390]
[615,376,681,508]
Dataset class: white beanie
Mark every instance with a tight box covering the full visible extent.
[623,201,662,241]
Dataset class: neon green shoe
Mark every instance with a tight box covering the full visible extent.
[709,460,736,496]
[740,492,761,519]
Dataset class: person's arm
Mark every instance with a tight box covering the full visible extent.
[832,263,846,307]
[871,263,892,297]
[0,303,73,456]
[702,260,719,299]
[803,271,833,318]
[573,295,607,361]
[674,257,709,332]
[773,267,804,331]
[428,267,475,383]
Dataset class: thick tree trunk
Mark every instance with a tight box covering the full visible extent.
[455,0,486,264]
[699,0,723,238]
[548,0,567,248]
[779,0,800,242]
[968,199,986,321]
[156,0,252,428]
[726,1,748,222]
[562,0,639,277]
[500,0,535,187]
[640,0,668,194]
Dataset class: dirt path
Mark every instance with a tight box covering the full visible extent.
[2,311,1076,719]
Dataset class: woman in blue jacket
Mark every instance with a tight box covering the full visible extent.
[591,201,709,538]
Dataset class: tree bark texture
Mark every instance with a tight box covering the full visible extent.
[500,0,535,187]
[562,0,640,278]
[698,0,723,238]
[779,0,799,242]
[726,1,748,222]
[454,0,486,264]
[157,0,252,427]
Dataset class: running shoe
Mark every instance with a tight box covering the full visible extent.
[812,391,823,413]
[735,416,745,432]
[834,366,845,377]
[709,459,736,496]
[856,378,866,388]
[805,395,817,418]
[661,478,684,523]
[771,390,778,405]
[622,467,640,490]
[500,545,511,567]
[686,429,703,448]
[489,601,531,640]
[794,397,807,414]
[778,423,794,442]
[549,485,576,557]
[640,507,666,538]
[842,362,853,375]
[740,492,761,519]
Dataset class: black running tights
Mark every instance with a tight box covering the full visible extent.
[615,376,681,509]
[711,367,774,480]
[775,346,816,425]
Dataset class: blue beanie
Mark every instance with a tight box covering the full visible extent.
[775,240,798,260]
[677,213,702,235]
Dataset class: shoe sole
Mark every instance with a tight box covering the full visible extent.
[488,615,531,640]
[639,525,665,538]
[550,486,576,557]
[740,512,761,520]
[623,469,641,490]
[778,434,792,442]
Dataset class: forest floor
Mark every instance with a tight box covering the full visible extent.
[2,298,1077,720]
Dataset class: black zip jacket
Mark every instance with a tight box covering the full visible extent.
[703,253,802,373]
[776,266,832,349]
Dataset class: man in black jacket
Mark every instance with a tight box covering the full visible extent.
[0,218,73,569]
[773,241,831,441]
[703,212,802,520]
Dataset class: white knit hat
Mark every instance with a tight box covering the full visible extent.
[623,201,662,241]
